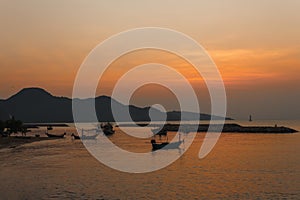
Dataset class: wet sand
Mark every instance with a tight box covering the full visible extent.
[0,136,59,149]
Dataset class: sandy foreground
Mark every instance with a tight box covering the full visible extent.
[0,136,58,149]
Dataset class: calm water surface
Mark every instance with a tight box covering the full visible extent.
[0,120,299,199]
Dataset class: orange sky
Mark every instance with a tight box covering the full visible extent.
[0,1,299,119]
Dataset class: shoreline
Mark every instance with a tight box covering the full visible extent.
[23,123,69,129]
[120,123,298,133]
[1,122,298,149]
[0,136,60,149]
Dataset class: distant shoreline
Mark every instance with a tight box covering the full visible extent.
[23,123,69,129]
[120,123,298,133]
[22,122,298,133]
[1,122,298,150]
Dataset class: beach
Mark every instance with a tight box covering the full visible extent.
[0,136,58,149]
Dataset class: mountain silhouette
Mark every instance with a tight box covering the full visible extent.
[0,88,231,123]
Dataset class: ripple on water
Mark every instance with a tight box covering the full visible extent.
[0,126,299,199]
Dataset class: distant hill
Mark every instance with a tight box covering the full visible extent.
[0,88,231,123]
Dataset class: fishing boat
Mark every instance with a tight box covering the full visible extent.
[45,132,66,138]
[45,125,66,138]
[151,131,184,151]
[71,133,80,140]
[151,139,183,151]
[100,122,115,136]
[151,139,169,150]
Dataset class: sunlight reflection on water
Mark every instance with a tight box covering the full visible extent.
[0,120,299,199]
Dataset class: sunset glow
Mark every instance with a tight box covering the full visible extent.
[1,0,299,119]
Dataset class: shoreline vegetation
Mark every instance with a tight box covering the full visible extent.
[0,118,69,149]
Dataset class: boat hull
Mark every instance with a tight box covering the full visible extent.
[151,140,183,151]
[151,142,169,151]
[103,129,115,136]
[45,133,65,138]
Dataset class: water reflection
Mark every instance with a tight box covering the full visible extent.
[0,121,299,199]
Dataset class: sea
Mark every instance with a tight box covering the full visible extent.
[0,120,299,199]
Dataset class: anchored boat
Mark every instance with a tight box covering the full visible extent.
[151,131,184,151]
[45,132,66,138]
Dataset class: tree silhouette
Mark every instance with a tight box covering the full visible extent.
[0,120,5,134]
[5,116,23,136]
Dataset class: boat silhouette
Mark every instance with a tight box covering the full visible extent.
[45,132,66,138]
[151,139,183,151]
[151,131,184,151]
[71,133,80,139]
[100,122,115,136]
